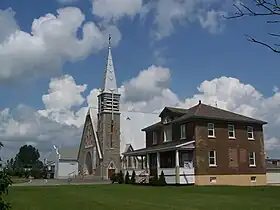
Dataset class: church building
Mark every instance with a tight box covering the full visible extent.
[76,36,158,180]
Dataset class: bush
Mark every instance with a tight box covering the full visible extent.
[149,170,158,186]
[149,175,158,186]
[158,171,167,186]
[110,173,117,183]
[110,171,124,184]
[118,170,124,184]
[0,169,13,209]
[124,171,130,184]
[31,168,42,179]
[131,170,136,184]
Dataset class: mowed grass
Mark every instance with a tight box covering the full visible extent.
[7,184,280,210]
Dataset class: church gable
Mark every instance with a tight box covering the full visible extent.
[78,112,102,160]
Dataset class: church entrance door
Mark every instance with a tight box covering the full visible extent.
[85,152,93,175]
[108,169,115,179]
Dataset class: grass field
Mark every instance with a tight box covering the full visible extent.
[7,184,280,210]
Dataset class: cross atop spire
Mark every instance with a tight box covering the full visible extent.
[109,34,111,47]
[101,34,118,93]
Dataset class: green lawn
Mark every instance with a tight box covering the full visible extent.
[7,184,280,210]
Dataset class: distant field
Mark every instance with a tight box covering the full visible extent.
[7,184,280,210]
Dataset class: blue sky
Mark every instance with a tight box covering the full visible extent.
[1,0,279,108]
[0,0,280,158]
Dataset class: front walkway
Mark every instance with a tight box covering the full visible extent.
[11,179,110,187]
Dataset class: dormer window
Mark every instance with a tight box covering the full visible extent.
[162,117,172,124]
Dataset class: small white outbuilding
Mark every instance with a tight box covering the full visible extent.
[45,147,79,179]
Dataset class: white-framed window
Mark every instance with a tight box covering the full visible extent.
[228,124,235,138]
[152,132,157,145]
[209,150,217,167]
[163,127,172,142]
[208,123,215,137]
[249,152,256,167]
[180,124,186,139]
[247,126,254,140]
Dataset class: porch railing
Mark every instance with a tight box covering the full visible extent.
[136,169,149,183]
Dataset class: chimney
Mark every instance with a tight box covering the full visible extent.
[198,100,201,104]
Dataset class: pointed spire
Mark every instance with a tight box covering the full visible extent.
[102,34,118,93]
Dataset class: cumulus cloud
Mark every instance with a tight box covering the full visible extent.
[92,0,144,21]
[2,64,280,160]
[91,0,230,39]
[0,7,121,82]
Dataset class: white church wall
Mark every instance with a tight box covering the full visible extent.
[57,160,78,179]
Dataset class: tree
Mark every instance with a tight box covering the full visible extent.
[15,145,40,168]
[130,170,136,184]
[0,142,13,210]
[124,171,130,184]
[158,171,167,186]
[118,170,124,184]
[226,0,280,53]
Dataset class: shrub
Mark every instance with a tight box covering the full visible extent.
[110,171,125,184]
[124,171,130,184]
[110,173,117,184]
[131,170,136,184]
[149,169,158,186]
[158,171,167,186]
[0,169,13,209]
[118,170,124,184]
[31,168,42,179]
[149,175,158,186]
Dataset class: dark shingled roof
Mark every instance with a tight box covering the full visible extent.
[172,103,267,125]
[142,102,267,131]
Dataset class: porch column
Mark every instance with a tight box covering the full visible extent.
[146,154,150,174]
[175,149,180,185]
[141,156,144,169]
[157,152,160,176]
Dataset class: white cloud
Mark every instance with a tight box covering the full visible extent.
[92,0,144,21]
[0,7,121,82]
[0,8,18,42]
[42,75,87,110]
[90,0,228,40]
[1,65,280,160]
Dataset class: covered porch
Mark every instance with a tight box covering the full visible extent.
[122,140,195,184]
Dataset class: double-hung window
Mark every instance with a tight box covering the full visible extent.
[208,123,215,137]
[180,124,186,139]
[209,150,217,167]
[152,132,157,145]
[249,152,256,167]
[228,124,235,139]
[247,126,254,140]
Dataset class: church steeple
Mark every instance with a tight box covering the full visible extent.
[98,35,120,114]
[102,34,118,94]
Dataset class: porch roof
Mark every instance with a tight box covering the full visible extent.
[122,140,195,156]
